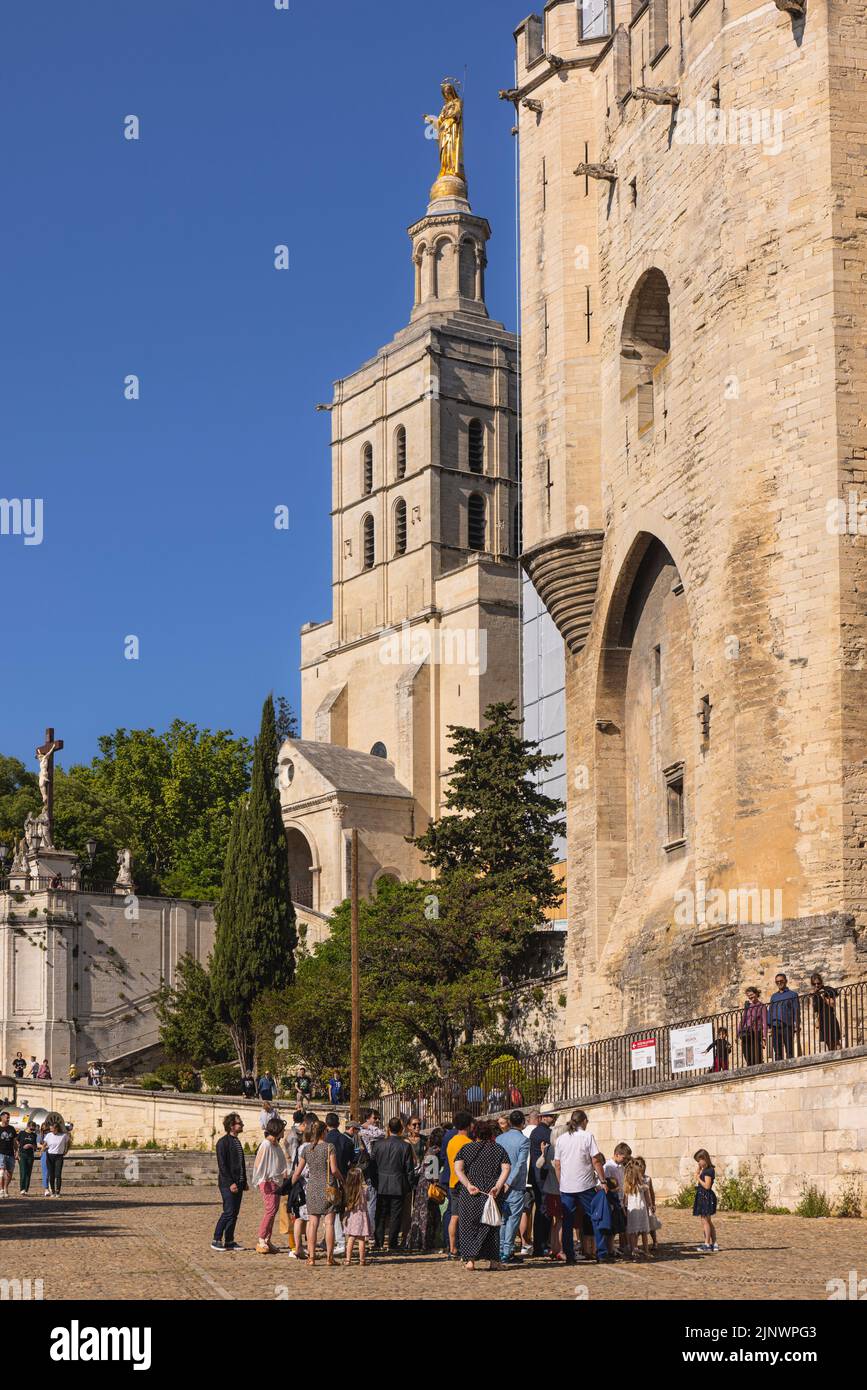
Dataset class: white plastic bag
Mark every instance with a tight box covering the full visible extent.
[481,1193,502,1227]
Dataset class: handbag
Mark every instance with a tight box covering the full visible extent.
[428,1182,446,1204]
[481,1193,502,1227]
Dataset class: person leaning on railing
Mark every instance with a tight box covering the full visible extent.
[810,973,842,1050]
[767,973,800,1060]
[737,987,768,1066]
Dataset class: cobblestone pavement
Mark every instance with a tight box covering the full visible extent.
[1,1189,865,1301]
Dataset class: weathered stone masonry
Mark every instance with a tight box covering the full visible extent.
[510,0,867,1041]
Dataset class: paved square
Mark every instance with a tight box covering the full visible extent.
[1,1189,865,1300]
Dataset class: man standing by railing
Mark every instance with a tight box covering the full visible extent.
[768,973,800,1060]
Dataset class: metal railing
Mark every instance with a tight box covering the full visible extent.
[290,878,314,909]
[367,981,867,1127]
[1,876,120,895]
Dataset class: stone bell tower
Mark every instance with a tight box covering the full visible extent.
[282,82,522,939]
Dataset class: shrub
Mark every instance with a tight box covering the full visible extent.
[834,1179,862,1219]
[137,1074,163,1091]
[668,1183,696,1209]
[177,1066,200,1093]
[451,1042,520,1084]
[143,1139,160,1150]
[154,1064,180,1088]
[481,1054,537,1104]
[718,1162,770,1214]
[796,1184,832,1218]
[201,1063,243,1096]
[766,1206,791,1215]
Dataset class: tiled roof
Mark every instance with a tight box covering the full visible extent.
[287,740,413,799]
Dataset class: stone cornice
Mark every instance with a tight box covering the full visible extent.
[521,530,605,655]
[407,211,492,240]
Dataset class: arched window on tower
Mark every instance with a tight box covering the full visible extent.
[513,502,522,557]
[362,443,374,496]
[395,426,407,480]
[394,498,407,556]
[468,493,486,552]
[459,239,477,299]
[620,268,670,436]
[433,238,450,298]
[468,419,485,474]
[362,514,375,570]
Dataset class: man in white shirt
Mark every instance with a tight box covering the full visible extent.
[553,1109,608,1265]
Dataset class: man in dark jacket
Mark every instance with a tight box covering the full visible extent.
[768,973,801,1060]
[529,1106,556,1256]
[211,1113,248,1252]
[371,1117,415,1252]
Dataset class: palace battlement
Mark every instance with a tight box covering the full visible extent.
[513,0,807,95]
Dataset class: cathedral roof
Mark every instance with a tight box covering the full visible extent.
[284,740,413,799]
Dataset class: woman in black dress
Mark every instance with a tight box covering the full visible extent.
[453,1119,511,1270]
[810,973,841,1049]
[409,1127,444,1252]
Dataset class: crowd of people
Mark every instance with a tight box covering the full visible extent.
[10,1054,52,1081]
[210,1103,722,1269]
[0,1111,73,1198]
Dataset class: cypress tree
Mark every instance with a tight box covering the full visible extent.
[211,694,297,1071]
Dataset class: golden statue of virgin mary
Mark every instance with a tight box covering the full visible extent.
[424,79,468,203]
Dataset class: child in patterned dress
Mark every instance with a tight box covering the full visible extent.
[622,1158,652,1259]
[342,1164,373,1266]
[635,1156,661,1249]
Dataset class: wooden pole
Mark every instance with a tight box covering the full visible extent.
[350,827,360,1121]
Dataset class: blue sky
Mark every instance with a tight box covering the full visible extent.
[1,0,520,770]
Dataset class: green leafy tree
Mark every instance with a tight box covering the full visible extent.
[0,756,41,857]
[265,873,538,1073]
[413,701,565,914]
[275,696,299,744]
[154,954,233,1068]
[253,941,352,1083]
[211,696,297,1071]
[0,723,251,897]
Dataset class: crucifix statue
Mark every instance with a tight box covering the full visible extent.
[35,726,63,848]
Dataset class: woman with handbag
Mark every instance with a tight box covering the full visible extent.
[453,1119,511,1270]
[300,1120,342,1267]
[409,1126,445,1251]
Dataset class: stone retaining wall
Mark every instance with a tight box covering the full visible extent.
[3,1080,347,1148]
[540,1049,867,1209]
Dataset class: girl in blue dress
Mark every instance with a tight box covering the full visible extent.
[692,1148,718,1252]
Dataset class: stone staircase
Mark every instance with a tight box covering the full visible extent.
[43,1150,245,1187]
